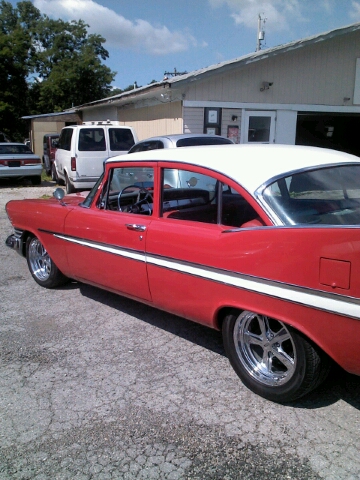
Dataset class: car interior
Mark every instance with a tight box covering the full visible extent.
[103,165,262,228]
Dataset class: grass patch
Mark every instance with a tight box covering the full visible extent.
[42,170,52,182]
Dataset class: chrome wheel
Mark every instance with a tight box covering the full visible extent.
[27,237,52,281]
[222,310,331,402]
[26,235,68,288]
[234,311,296,386]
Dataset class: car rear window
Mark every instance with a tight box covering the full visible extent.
[128,140,164,153]
[175,137,233,147]
[263,164,360,225]
[0,144,33,154]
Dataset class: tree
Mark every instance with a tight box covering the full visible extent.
[0,0,116,140]
[0,0,39,139]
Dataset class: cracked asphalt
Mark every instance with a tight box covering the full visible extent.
[1,182,360,480]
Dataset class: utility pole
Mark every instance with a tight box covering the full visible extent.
[256,14,266,51]
[163,68,188,79]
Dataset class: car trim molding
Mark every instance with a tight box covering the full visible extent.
[54,233,146,263]
[52,232,360,320]
[146,254,360,320]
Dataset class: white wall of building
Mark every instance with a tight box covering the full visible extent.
[275,110,298,144]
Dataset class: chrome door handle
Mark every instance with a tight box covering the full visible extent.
[125,224,147,232]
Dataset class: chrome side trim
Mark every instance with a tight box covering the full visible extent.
[53,232,360,320]
[54,234,145,262]
[145,253,360,320]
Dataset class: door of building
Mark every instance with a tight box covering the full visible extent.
[242,111,276,144]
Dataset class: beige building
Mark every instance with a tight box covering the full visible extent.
[22,111,81,159]
[26,22,360,157]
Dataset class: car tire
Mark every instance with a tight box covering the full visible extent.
[65,173,75,194]
[26,235,69,288]
[44,159,51,176]
[51,163,58,182]
[222,310,330,403]
[31,175,42,185]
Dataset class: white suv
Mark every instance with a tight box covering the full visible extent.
[55,121,138,193]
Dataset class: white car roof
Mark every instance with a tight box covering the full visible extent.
[108,144,360,194]
[134,133,231,142]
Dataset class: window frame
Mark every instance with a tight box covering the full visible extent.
[159,163,262,228]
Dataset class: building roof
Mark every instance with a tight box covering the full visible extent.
[24,21,360,116]
[72,21,360,110]
[22,110,78,120]
[166,21,360,86]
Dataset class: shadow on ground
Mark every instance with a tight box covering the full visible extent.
[66,281,360,410]
[0,178,56,189]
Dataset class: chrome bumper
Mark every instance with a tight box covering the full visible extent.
[6,229,25,256]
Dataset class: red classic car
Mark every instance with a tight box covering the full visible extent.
[5,144,360,402]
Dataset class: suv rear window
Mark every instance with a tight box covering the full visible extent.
[109,128,135,151]
[78,128,106,151]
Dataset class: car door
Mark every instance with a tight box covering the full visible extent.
[62,164,155,301]
[76,127,108,179]
[55,128,73,177]
[145,163,264,323]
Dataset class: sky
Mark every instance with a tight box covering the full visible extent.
[8,0,360,90]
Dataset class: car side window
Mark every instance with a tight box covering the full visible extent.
[58,129,73,150]
[105,166,154,215]
[109,128,135,151]
[162,168,260,227]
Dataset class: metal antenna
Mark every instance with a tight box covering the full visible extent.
[256,14,266,51]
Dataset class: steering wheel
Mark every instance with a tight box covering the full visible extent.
[118,185,153,215]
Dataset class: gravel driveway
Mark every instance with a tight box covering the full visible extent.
[1,183,360,480]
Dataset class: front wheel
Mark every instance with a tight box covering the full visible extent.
[222,310,330,403]
[26,235,68,288]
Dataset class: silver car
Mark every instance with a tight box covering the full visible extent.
[0,143,43,184]
[127,133,233,153]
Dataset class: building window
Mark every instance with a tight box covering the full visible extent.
[204,107,222,135]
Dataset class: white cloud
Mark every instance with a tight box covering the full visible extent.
[350,1,360,19]
[207,0,310,31]
[34,0,203,55]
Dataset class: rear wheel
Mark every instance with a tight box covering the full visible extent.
[51,163,58,182]
[222,310,330,402]
[26,235,68,288]
[65,173,75,194]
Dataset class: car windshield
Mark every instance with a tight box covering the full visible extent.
[81,173,105,208]
[0,144,33,154]
[262,164,360,225]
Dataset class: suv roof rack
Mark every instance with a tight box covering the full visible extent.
[82,120,121,125]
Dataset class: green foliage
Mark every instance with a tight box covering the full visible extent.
[0,0,116,140]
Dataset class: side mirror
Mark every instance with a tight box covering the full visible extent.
[53,187,66,205]
[187,177,198,187]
